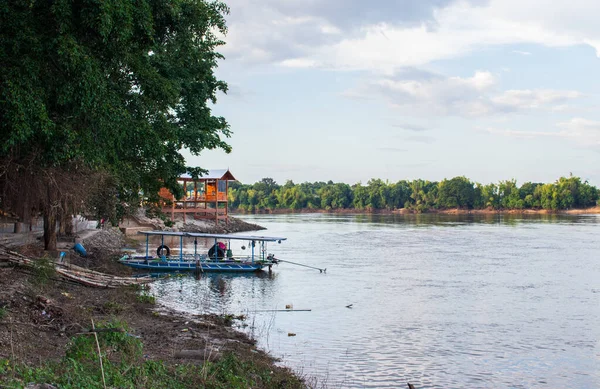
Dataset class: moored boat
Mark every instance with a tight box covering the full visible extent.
[119,231,286,273]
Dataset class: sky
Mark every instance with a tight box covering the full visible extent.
[186,0,600,186]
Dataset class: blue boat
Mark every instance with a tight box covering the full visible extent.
[119,231,286,273]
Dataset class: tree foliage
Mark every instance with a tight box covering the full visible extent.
[1,0,231,249]
[229,176,599,213]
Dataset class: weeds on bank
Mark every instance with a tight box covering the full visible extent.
[0,318,306,389]
[102,300,123,314]
[136,293,156,304]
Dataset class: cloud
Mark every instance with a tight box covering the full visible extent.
[347,69,583,117]
[484,127,573,140]
[262,0,488,30]
[557,118,600,148]
[221,0,600,72]
[366,70,496,116]
[221,0,488,66]
[280,58,319,68]
[491,90,583,110]
[558,117,600,133]
[485,117,600,148]
[512,50,532,55]
[391,123,432,132]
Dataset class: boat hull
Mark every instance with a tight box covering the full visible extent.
[119,258,271,272]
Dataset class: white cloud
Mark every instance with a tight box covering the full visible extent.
[368,70,497,116]
[280,58,318,68]
[484,127,573,139]
[485,117,600,147]
[221,0,600,72]
[558,117,600,132]
[350,70,583,117]
[513,50,532,55]
[492,90,583,110]
[558,118,600,147]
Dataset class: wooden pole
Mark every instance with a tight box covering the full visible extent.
[215,179,219,224]
[183,179,187,223]
[91,318,107,389]
[225,179,229,224]
[171,192,175,222]
[194,181,198,219]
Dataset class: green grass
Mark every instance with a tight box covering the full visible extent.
[0,319,305,389]
[136,293,156,304]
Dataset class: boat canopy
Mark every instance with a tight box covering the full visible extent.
[186,232,286,242]
[138,231,286,242]
[138,231,187,237]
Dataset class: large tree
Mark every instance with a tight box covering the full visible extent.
[1,0,231,249]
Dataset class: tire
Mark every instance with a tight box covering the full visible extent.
[157,245,170,257]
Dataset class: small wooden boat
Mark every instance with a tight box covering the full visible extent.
[119,231,286,273]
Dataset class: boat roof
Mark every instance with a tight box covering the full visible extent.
[186,232,287,242]
[137,231,286,242]
[138,231,186,237]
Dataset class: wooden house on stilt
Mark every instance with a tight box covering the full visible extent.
[158,169,236,224]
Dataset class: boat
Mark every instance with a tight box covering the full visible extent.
[118,231,286,273]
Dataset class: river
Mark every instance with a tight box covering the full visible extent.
[150,213,600,388]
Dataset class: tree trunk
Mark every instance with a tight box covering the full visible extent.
[43,209,57,251]
[58,217,66,236]
[64,215,73,236]
[43,183,58,251]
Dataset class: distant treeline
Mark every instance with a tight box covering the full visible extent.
[228,176,599,212]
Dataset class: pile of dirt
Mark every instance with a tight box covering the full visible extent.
[81,227,125,250]
[179,216,265,234]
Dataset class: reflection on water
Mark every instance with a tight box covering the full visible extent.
[152,271,278,315]
[151,213,600,388]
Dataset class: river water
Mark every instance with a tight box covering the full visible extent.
[150,213,600,388]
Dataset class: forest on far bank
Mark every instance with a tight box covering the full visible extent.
[227,175,599,213]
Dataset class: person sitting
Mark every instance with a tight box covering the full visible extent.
[208,242,226,259]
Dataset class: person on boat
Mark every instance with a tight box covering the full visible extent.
[208,242,226,259]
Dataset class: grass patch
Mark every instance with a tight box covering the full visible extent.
[136,293,156,304]
[102,301,123,314]
[0,307,6,320]
[0,318,306,389]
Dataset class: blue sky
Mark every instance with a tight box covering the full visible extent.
[186,0,600,186]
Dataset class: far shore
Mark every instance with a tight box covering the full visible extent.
[233,206,600,216]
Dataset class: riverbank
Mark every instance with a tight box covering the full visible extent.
[233,206,600,216]
[0,223,308,388]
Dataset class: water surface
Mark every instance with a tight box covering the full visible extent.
[150,213,600,388]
